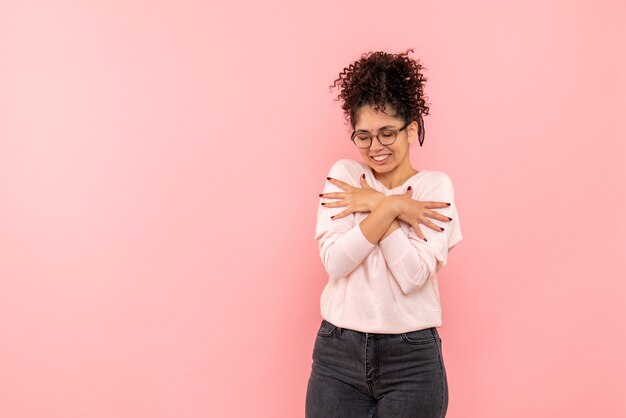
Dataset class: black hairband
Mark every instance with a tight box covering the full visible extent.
[417,114,425,147]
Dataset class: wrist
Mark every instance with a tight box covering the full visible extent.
[381,195,402,217]
[369,192,387,212]
[381,218,401,239]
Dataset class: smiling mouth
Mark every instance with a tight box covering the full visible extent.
[371,154,391,162]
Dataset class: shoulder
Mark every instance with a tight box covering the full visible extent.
[327,158,366,184]
[413,170,457,197]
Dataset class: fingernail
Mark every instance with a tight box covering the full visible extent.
[447,217,452,221]
[319,193,324,197]
[362,173,365,179]
[424,238,428,242]
[440,227,445,231]
[321,202,326,206]
[327,177,332,180]
[446,202,451,206]
[330,215,335,219]
[407,186,412,191]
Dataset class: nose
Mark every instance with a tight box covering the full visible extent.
[369,136,386,151]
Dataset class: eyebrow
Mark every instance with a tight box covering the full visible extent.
[354,125,396,133]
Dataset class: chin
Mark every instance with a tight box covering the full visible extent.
[369,163,394,174]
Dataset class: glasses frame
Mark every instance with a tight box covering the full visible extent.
[350,120,412,149]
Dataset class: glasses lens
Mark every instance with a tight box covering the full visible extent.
[379,130,397,145]
[353,134,372,148]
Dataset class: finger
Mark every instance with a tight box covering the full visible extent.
[421,218,446,232]
[319,192,348,200]
[409,223,427,242]
[424,209,453,223]
[359,174,370,189]
[330,208,354,220]
[422,201,452,209]
[327,177,354,191]
[321,201,348,208]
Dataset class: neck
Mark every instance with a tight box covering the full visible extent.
[374,160,418,189]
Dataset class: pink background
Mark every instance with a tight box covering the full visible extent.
[1,1,625,417]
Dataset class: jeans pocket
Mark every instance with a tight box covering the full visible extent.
[400,328,437,345]
[317,319,338,337]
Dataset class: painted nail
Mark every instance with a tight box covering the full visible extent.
[362,173,365,179]
[327,177,332,180]
[424,238,428,242]
[440,227,445,231]
[330,215,335,219]
[447,217,452,221]
[446,203,451,206]
[321,202,326,206]
[407,186,412,191]
[319,193,324,197]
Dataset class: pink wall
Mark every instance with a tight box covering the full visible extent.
[1,1,625,417]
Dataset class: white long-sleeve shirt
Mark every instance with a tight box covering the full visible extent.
[314,158,463,333]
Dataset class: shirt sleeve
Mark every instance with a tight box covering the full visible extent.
[378,172,463,294]
[314,159,376,280]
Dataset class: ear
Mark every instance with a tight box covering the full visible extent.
[407,121,419,144]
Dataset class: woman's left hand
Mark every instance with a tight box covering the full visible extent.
[320,175,386,219]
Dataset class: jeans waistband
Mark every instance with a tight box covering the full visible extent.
[322,319,439,338]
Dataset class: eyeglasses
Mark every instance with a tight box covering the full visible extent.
[350,121,411,149]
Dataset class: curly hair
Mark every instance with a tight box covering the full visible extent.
[330,48,430,146]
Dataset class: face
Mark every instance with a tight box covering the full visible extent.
[352,104,418,175]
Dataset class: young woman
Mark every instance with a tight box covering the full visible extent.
[305,49,463,418]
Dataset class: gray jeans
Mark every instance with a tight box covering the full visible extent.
[305,319,448,418]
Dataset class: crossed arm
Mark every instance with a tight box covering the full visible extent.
[316,172,452,293]
[321,175,450,243]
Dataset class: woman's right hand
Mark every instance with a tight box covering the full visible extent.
[386,189,453,242]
